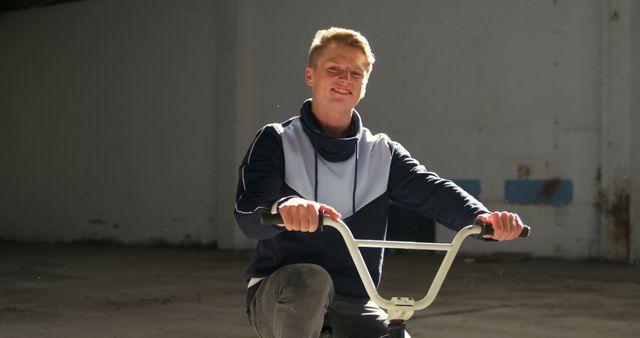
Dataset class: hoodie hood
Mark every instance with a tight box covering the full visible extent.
[299,99,362,162]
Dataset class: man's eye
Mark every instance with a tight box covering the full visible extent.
[327,67,339,73]
[351,72,363,79]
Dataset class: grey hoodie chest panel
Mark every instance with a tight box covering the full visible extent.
[281,118,391,218]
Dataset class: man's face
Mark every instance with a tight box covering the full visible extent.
[305,43,369,115]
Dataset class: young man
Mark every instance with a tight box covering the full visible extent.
[235,27,525,338]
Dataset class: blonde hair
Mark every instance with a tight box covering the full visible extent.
[308,27,375,75]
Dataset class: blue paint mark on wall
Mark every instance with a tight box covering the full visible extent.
[505,179,573,205]
[454,180,481,199]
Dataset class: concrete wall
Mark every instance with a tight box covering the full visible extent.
[226,0,607,258]
[0,0,220,245]
[599,0,632,261]
[630,0,640,262]
[1,0,637,260]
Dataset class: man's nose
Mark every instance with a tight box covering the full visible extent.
[339,69,351,81]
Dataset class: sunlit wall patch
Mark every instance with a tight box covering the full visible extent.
[504,179,573,205]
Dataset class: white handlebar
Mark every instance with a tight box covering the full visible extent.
[319,217,482,313]
[260,213,492,320]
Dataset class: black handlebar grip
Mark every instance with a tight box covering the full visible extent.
[474,220,530,238]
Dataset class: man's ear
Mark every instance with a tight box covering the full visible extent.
[305,67,313,87]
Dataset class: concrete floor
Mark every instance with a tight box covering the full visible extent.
[1,244,639,338]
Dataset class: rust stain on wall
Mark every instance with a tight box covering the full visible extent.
[610,10,620,22]
[517,164,532,179]
[538,177,562,198]
[608,190,630,254]
[599,182,631,261]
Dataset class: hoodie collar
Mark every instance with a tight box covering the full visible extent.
[299,99,362,162]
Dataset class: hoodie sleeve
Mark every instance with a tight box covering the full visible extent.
[234,124,289,240]
[387,141,489,231]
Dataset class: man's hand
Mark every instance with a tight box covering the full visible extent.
[278,197,341,233]
[476,212,524,241]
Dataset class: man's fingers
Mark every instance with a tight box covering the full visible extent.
[479,212,505,240]
[307,204,319,232]
[502,212,521,240]
[489,212,503,241]
[507,214,524,240]
[296,205,310,232]
[477,211,525,241]
[278,200,341,233]
[285,207,294,231]
[279,202,318,232]
[514,214,524,237]
[500,212,513,241]
[319,205,341,220]
[485,211,523,240]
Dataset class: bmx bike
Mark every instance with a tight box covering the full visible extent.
[260,213,530,338]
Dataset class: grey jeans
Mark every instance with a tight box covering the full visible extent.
[246,264,411,338]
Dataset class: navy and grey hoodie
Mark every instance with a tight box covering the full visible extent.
[234,100,489,297]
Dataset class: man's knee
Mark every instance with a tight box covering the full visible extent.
[279,264,334,300]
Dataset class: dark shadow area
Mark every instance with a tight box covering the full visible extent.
[0,0,83,12]
[386,202,435,243]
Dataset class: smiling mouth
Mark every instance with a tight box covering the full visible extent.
[332,88,352,95]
